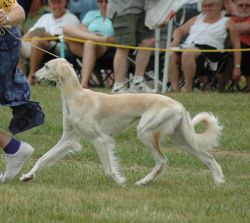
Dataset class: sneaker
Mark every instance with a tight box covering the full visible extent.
[1,142,34,182]
[129,81,156,93]
[111,85,129,94]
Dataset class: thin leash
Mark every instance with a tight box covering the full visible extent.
[1,26,59,58]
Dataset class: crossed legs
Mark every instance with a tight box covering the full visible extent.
[64,25,109,88]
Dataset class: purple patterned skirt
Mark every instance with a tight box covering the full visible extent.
[0,27,45,134]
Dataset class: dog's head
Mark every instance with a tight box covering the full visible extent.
[33,58,75,83]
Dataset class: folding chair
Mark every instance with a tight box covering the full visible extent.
[194,51,230,91]
[192,30,246,92]
[219,55,246,92]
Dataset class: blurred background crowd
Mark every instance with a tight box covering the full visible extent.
[16,0,250,93]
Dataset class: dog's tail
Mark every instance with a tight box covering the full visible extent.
[171,110,223,153]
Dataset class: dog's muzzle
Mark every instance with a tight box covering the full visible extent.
[32,72,45,82]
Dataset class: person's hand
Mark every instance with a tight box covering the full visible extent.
[105,36,114,43]
[0,9,8,26]
[232,67,241,81]
[42,32,53,38]
[97,35,115,43]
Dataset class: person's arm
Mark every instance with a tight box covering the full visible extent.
[234,22,250,35]
[171,16,196,47]
[0,4,25,27]
[78,24,89,32]
[227,19,242,80]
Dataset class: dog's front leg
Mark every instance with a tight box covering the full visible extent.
[20,132,81,182]
[91,135,126,186]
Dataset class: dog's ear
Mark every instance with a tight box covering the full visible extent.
[56,62,69,82]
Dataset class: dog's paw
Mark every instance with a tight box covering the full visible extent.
[19,173,34,182]
[116,177,127,187]
[110,173,126,186]
[214,178,225,185]
[135,180,148,186]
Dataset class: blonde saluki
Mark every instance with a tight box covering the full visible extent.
[20,58,225,186]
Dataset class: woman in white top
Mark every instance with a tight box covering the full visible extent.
[22,0,80,84]
[169,0,241,92]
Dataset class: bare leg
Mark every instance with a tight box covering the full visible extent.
[0,129,11,149]
[113,48,129,83]
[81,41,108,88]
[181,51,200,92]
[27,39,49,83]
[168,52,181,91]
[67,41,83,58]
[134,38,155,77]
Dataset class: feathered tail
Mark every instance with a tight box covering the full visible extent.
[171,111,223,153]
[191,112,223,150]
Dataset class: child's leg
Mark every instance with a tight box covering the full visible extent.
[0,129,34,182]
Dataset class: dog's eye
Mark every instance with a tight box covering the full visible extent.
[45,65,49,69]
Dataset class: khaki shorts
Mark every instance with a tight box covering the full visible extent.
[112,12,154,46]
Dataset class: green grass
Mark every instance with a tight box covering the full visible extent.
[0,85,249,223]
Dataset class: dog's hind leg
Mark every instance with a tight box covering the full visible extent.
[135,129,167,186]
[135,108,182,186]
[91,135,126,186]
[171,134,225,185]
[192,151,225,185]
[20,132,81,182]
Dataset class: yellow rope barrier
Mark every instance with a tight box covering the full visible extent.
[22,35,250,53]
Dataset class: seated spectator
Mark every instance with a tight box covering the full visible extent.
[168,0,241,92]
[231,0,250,92]
[68,0,98,20]
[19,0,50,74]
[21,0,80,84]
[64,0,114,88]
[20,0,50,34]
[224,0,238,15]
[104,0,155,94]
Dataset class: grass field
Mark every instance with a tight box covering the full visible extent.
[0,85,249,223]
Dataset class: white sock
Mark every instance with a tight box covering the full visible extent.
[133,76,144,84]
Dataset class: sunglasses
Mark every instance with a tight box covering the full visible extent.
[98,0,108,3]
[238,4,250,8]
